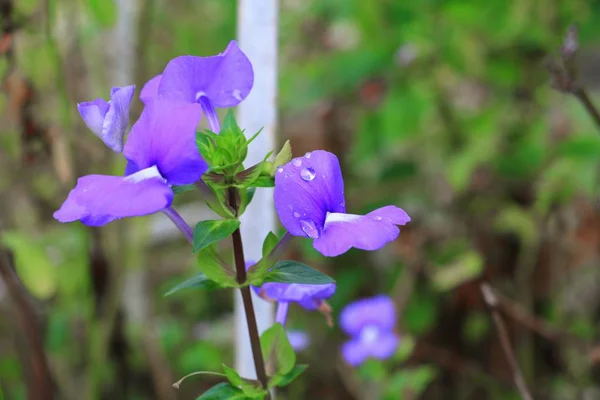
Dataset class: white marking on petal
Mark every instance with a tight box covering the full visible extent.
[195,91,207,101]
[324,212,361,226]
[232,89,242,101]
[359,325,380,344]
[125,165,166,183]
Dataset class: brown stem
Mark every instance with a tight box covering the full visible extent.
[480,283,533,400]
[574,88,600,130]
[0,250,55,400]
[227,188,270,393]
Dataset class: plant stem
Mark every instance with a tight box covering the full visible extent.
[228,188,270,393]
[480,283,533,400]
[162,207,193,245]
[574,88,600,130]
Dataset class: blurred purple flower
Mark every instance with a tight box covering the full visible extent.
[247,261,336,326]
[340,295,399,367]
[77,85,135,152]
[54,100,205,226]
[274,150,410,257]
[141,41,253,132]
[287,330,310,352]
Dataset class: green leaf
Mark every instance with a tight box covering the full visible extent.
[222,364,244,387]
[221,110,242,136]
[88,0,117,27]
[1,232,57,300]
[383,366,437,400]
[165,272,223,296]
[260,323,296,375]
[259,261,335,286]
[431,251,484,292]
[268,364,308,388]
[272,140,292,174]
[196,131,217,164]
[197,245,238,288]
[193,220,240,253]
[250,176,275,188]
[196,382,245,400]
[262,232,279,258]
[172,184,196,194]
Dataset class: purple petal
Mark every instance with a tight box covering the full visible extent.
[342,328,399,367]
[158,41,254,107]
[274,151,345,238]
[78,98,110,137]
[339,295,396,336]
[260,282,336,310]
[123,99,206,185]
[342,339,369,367]
[54,166,173,226]
[287,330,310,352]
[101,85,135,152]
[140,74,162,104]
[312,206,410,257]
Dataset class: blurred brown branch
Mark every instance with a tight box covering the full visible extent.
[0,249,55,400]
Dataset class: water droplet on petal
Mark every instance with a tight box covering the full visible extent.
[292,158,302,167]
[277,167,284,173]
[300,219,320,239]
[304,152,312,158]
[373,216,382,221]
[300,167,316,181]
[293,211,300,218]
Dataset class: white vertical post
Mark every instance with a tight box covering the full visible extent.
[236,0,278,378]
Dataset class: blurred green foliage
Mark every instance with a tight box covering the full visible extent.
[1,0,600,399]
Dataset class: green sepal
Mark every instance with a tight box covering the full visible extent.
[222,364,244,387]
[260,323,296,376]
[262,232,279,258]
[197,245,238,288]
[165,272,223,296]
[237,187,255,216]
[271,140,292,175]
[268,364,308,389]
[193,219,240,253]
[172,184,196,194]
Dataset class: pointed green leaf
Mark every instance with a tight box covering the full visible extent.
[196,132,216,162]
[165,272,222,296]
[260,323,296,375]
[193,220,240,253]
[250,176,275,188]
[272,140,292,174]
[221,110,241,136]
[262,232,279,259]
[245,128,263,147]
[197,245,238,288]
[268,364,308,388]
[262,261,335,285]
[222,364,244,387]
[196,382,245,400]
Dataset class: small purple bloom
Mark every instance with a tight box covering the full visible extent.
[55,100,205,226]
[274,150,411,257]
[340,295,399,367]
[246,261,336,326]
[156,40,253,132]
[287,330,310,352]
[77,85,135,152]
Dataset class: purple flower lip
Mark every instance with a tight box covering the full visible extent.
[77,85,136,152]
[274,150,411,257]
[339,295,399,366]
[55,100,205,226]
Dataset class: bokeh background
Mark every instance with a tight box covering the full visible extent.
[2,0,600,399]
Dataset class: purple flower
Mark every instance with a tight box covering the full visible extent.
[287,330,310,352]
[274,151,411,257]
[340,295,399,367]
[142,41,253,132]
[77,85,136,152]
[246,261,336,325]
[54,100,205,226]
